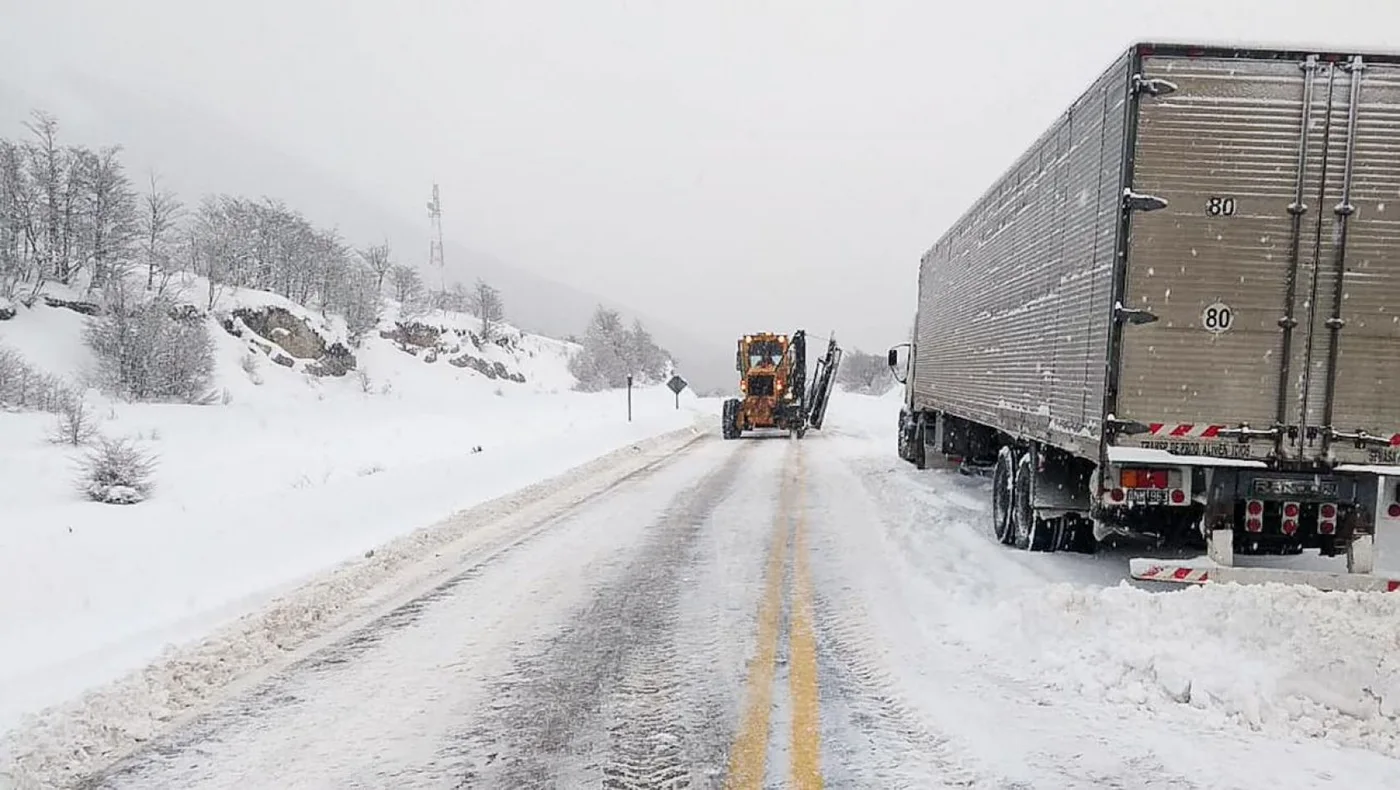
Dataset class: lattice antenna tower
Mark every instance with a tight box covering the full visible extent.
[427,182,445,293]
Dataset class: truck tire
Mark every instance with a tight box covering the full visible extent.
[912,415,929,470]
[896,411,913,462]
[1012,453,1056,552]
[992,447,1016,544]
[722,399,740,440]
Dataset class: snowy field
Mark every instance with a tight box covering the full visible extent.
[0,288,713,743]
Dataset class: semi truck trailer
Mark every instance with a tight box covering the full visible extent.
[888,41,1400,586]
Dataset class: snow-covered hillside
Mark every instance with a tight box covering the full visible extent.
[0,278,713,738]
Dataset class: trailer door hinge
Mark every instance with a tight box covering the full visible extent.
[1105,417,1152,436]
[1214,424,1280,443]
[1326,427,1392,449]
[1123,189,1169,212]
[1114,302,1159,325]
[1132,74,1178,98]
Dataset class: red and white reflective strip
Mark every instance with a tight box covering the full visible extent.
[1135,564,1211,584]
[1148,423,1227,439]
[1390,580,1400,592]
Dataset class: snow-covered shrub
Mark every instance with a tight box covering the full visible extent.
[0,345,76,412]
[85,290,216,403]
[50,396,98,446]
[77,436,157,504]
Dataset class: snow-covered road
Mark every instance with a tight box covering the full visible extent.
[13,399,1400,789]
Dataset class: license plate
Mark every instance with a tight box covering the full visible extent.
[1250,478,1338,498]
[1126,488,1170,504]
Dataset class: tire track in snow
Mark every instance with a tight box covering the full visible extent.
[807,444,1208,790]
[444,441,753,788]
[70,432,714,790]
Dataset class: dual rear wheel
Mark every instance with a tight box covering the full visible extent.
[991,446,1089,553]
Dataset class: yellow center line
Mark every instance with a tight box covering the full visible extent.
[789,448,823,788]
[724,448,794,789]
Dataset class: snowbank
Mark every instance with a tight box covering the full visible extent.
[822,392,1400,762]
[991,581,1400,757]
[0,289,715,739]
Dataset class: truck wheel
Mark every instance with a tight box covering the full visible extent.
[991,447,1016,544]
[1012,453,1055,552]
[722,399,740,440]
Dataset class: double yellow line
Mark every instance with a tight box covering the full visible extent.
[725,448,822,789]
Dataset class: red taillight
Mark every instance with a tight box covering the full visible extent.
[1170,489,1186,504]
[1110,488,1126,503]
[1283,502,1300,519]
[1247,500,1264,516]
[1246,517,1263,532]
[1321,503,1338,520]
[1282,519,1299,536]
[1388,503,1400,519]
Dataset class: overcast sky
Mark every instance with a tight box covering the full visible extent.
[3,0,1400,355]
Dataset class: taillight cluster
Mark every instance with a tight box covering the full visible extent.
[1245,499,1264,532]
[1319,502,1338,535]
[1245,499,1338,534]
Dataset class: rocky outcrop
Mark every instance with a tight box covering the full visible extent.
[43,296,101,316]
[307,342,356,377]
[233,307,326,359]
[224,305,356,377]
[449,353,526,383]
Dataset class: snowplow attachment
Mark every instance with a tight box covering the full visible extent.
[805,334,842,431]
[1129,558,1400,593]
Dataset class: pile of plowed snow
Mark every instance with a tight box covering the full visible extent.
[992,581,1400,756]
[819,392,1400,763]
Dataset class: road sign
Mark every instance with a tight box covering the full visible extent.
[667,375,687,409]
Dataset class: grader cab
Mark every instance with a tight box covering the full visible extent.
[722,330,842,440]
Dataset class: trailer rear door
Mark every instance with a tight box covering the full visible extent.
[1115,50,1400,467]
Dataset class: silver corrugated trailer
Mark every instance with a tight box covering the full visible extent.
[890,42,1400,578]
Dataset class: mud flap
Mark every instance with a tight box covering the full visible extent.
[805,334,842,431]
[1129,557,1400,592]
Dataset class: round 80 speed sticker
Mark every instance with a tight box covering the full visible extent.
[1201,302,1234,334]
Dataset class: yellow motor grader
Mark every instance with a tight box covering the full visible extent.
[722,330,841,440]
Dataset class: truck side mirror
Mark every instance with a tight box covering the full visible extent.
[887,343,910,384]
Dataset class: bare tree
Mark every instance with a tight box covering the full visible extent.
[82,145,138,294]
[141,170,183,293]
[360,240,392,293]
[836,349,893,395]
[467,278,506,340]
[22,110,65,286]
[389,264,425,314]
[0,140,32,298]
